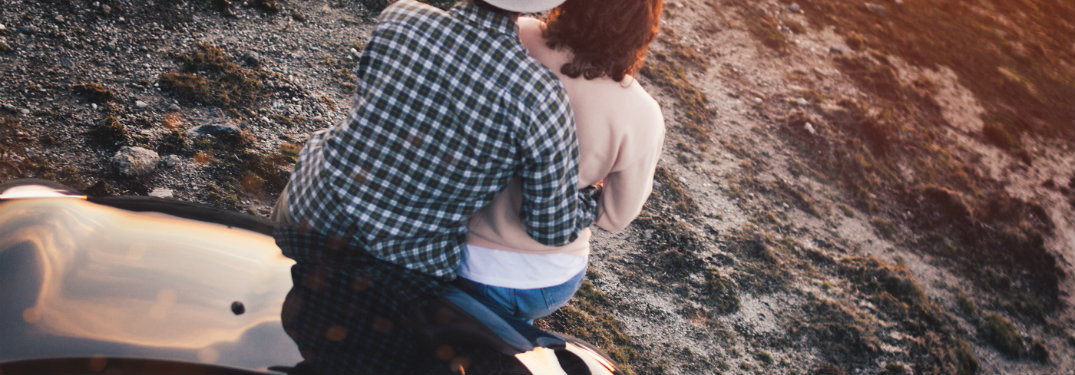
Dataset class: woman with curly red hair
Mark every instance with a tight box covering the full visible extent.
[459,0,667,323]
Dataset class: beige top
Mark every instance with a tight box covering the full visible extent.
[465,17,666,256]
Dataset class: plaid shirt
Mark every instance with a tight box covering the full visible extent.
[284,0,598,279]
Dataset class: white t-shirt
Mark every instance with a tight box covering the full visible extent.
[460,244,587,289]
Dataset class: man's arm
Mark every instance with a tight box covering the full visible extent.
[517,87,598,247]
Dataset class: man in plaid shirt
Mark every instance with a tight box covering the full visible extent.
[272,0,598,371]
[276,0,598,280]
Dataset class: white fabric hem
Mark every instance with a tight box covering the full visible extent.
[460,244,588,289]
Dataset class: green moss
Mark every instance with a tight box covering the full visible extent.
[981,314,1025,358]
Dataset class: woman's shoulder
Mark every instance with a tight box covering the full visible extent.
[615,77,665,133]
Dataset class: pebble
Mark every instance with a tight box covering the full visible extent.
[753,97,763,104]
[112,146,160,176]
[149,188,174,198]
[135,100,148,108]
[864,2,886,16]
[162,154,182,168]
[805,122,816,135]
[795,98,809,106]
[20,108,30,115]
[243,51,262,68]
[193,121,242,137]
[790,3,800,13]
[91,103,98,110]
[0,24,6,31]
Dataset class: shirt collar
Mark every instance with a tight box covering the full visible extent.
[449,2,517,36]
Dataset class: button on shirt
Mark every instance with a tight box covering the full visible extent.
[283,0,598,279]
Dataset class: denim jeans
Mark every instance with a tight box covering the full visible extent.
[453,268,586,324]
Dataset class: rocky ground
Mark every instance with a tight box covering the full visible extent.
[1,0,1073,374]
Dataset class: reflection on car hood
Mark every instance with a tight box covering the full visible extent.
[0,197,301,371]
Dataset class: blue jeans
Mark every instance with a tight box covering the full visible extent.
[453,268,586,324]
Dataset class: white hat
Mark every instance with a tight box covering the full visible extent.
[483,0,566,12]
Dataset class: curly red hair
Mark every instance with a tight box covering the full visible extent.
[542,0,663,82]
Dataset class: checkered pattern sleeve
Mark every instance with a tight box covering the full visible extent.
[282,0,596,278]
[517,87,600,246]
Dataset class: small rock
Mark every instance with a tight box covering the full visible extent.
[193,121,242,137]
[102,4,112,14]
[830,46,846,55]
[135,100,148,108]
[864,2,886,15]
[243,51,262,68]
[753,97,763,104]
[790,3,800,12]
[20,108,30,115]
[54,15,65,23]
[162,154,182,168]
[91,103,98,110]
[795,98,809,106]
[349,48,360,58]
[112,146,160,176]
[93,1,100,8]
[0,24,6,31]
[804,122,816,135]
[168,103,181,111]
[148,188,174,198]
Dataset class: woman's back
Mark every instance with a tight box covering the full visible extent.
[464,17,665,256]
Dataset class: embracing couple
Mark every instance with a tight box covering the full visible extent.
[272,0,663,371]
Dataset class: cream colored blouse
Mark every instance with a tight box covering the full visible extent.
[464,17,666,257]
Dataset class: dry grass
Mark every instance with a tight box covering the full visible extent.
[72,82,116,104]
[537,281,656,375]
[981,314,1025,358]
[159,43,266,112]
[640,52,713,142]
